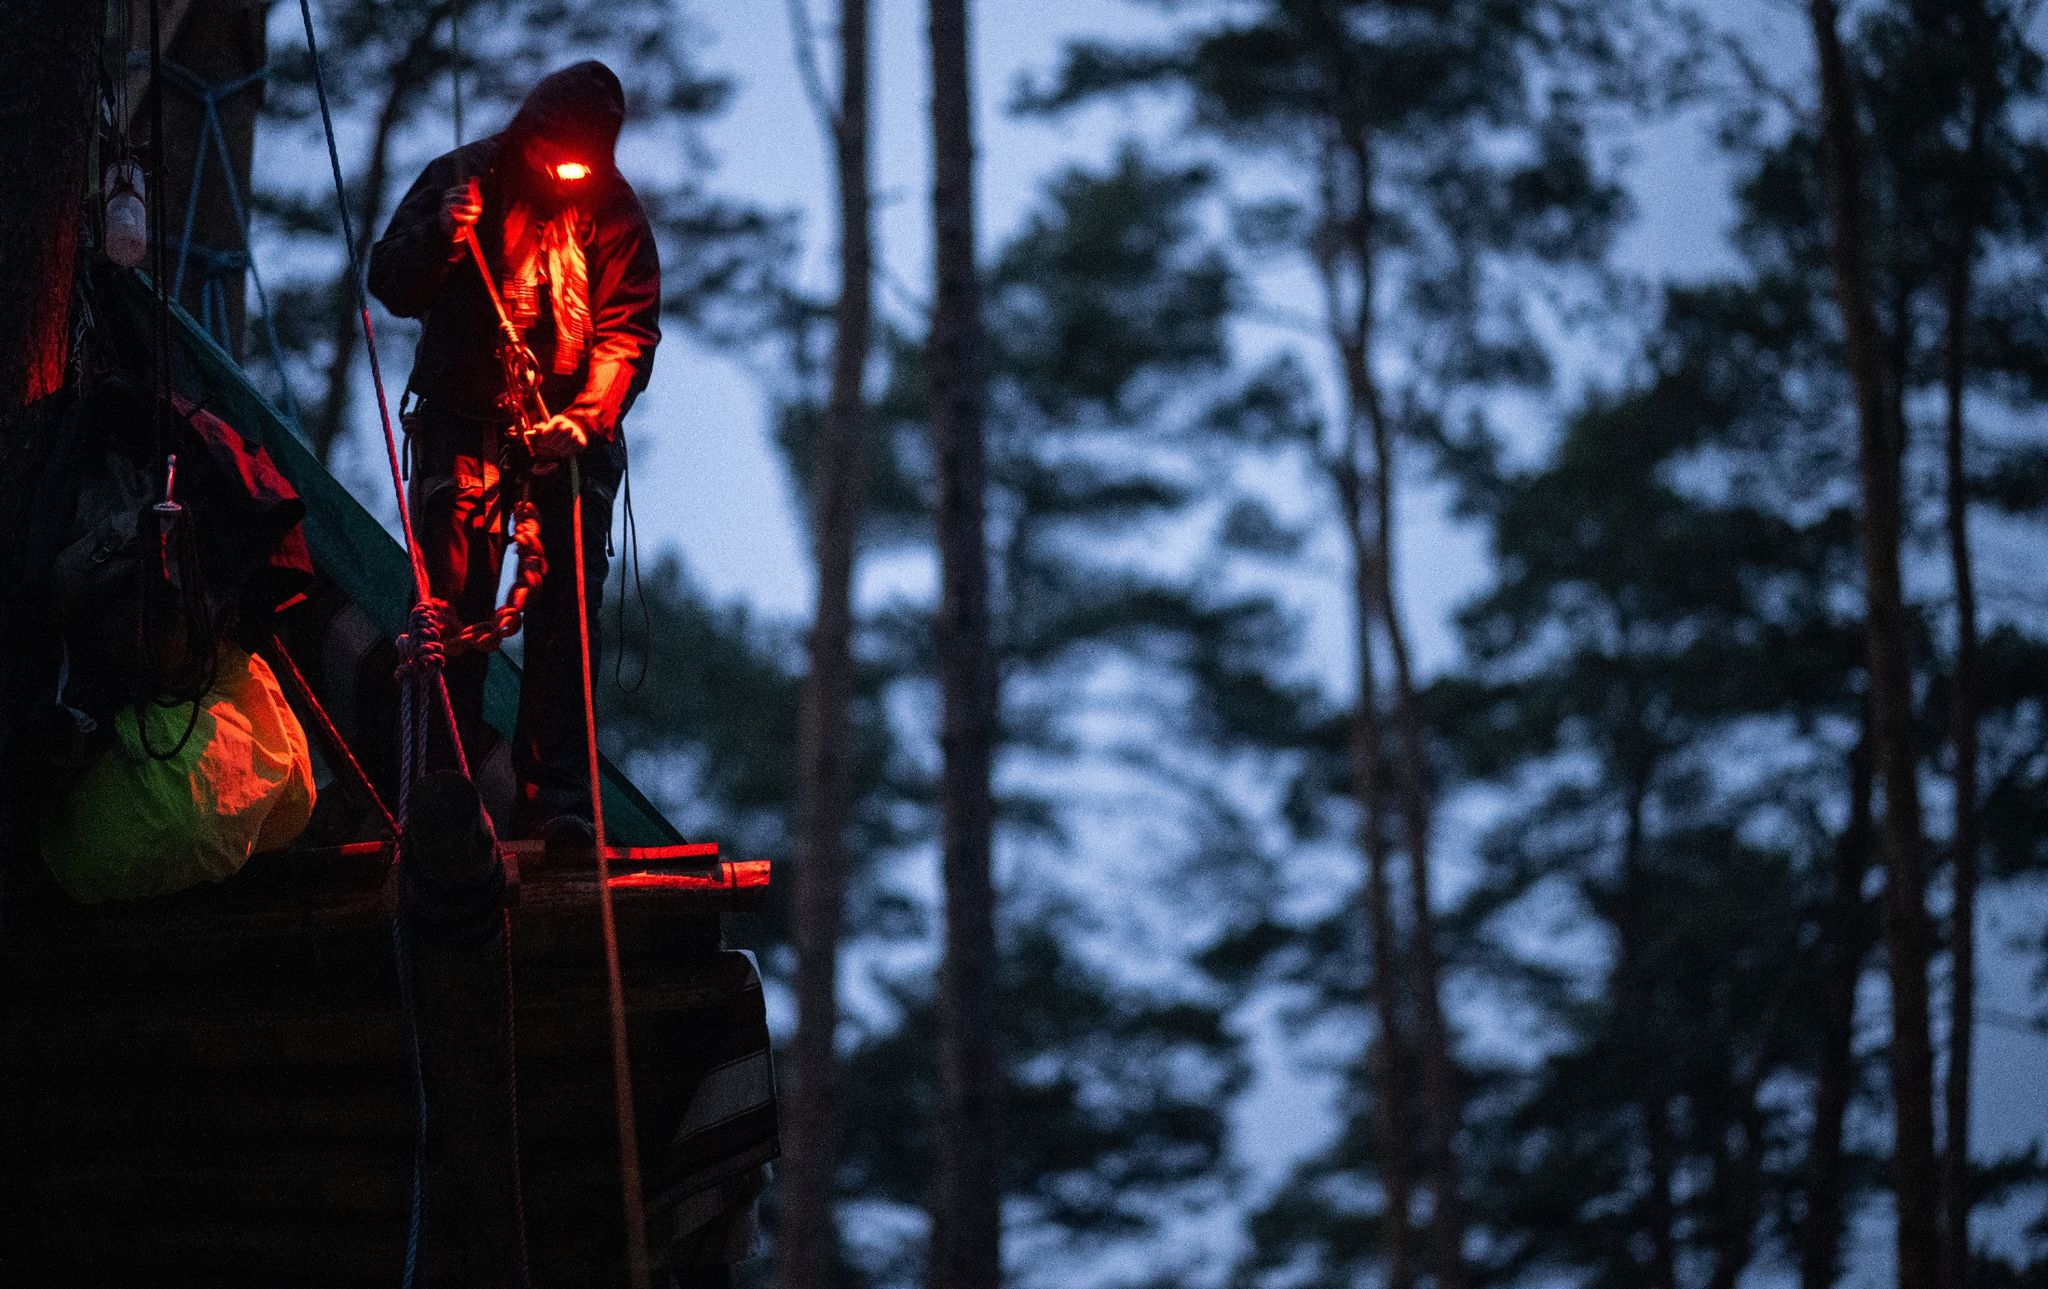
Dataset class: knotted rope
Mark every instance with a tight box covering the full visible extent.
[295,6,528,1286]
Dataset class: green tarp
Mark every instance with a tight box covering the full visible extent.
[108,269,679,846]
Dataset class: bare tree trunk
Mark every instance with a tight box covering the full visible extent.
[1313,138,1416,1289]
[1352,601,1417,1289]
[780,2,872,1285]
[1938,157,1983,1289]
[1644,1094,1682,1289]
[311,6,448,461]
[1368,340,1469,1289]
[0,0,100,413]
[1936,297,1981,1287]
[1706,1095,1768,1289]
[1300,11,1469,1279]
[1805,5,1942,1286]
[926,1,1001,1285]
[1802,732,1877,1289]
[1613,749,1680,1289]
[1939,20,1991,1280]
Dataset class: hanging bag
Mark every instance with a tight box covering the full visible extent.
[38,644,316,903]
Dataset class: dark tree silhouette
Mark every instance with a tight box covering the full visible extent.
[781,0,874,1284]
[925,1,1001,1285]
[1804,5,1940,1285]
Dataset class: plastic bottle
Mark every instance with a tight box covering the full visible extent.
[104,162,148,268]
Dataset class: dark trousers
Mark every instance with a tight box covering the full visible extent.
[408,405,614,832]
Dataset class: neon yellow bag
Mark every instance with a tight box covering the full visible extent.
[40,645,316,903]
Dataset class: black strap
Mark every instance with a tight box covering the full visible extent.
[613,448,648,693]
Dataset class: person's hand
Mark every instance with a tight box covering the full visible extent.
[527,413,588,460]
[438,177,482,237]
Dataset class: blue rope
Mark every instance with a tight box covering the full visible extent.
[297,9,529,1284]
[134,52,303,425]
[193,113,303,426]
[297,6,437,1282]
[392,883,430,1289]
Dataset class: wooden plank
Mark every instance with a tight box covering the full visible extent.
[0,847,766,963]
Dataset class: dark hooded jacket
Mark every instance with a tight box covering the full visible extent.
[368,61,660,440]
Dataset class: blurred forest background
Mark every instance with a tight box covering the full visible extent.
[220,0,2048,1285]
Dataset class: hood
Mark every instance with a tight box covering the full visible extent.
[505,61,626,171]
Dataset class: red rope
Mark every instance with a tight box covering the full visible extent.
[573,457,651,1289]
[267,632,399,840]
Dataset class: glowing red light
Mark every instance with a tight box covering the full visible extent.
[553,161,591,181]
[607,859,773,892]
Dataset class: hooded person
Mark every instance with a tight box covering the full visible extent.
[369,60,660,842]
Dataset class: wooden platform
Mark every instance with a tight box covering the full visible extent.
[0,840,778,1287]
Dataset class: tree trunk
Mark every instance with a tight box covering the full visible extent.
[1334,440,1417,1289]
[1939,19,1990,1280]
[1615,752,1679,1289]
[1802,731,1877,1289]
[0,0,100,413]
[1368,331,1469,1289]
[1301,10,1469,1278]
[311,6,448,462]
[0,0,102,898]
[1313,138,1416,1289]
[926,1,1001,1286]
[1937,254,1982,1289]
[1805,5,1942,1286]
[1644,1094,1681,1289]
[780,2,872,1285]
[1352,591,1416,1289]
[1706,1095,1768,1289]
[1730,1106,1768,1289]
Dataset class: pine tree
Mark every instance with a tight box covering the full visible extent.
[1431,362,1866,1289]
[1027,5,1646,1280]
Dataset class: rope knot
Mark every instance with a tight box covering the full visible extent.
[395,597,450,681]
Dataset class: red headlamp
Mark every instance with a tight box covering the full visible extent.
[553,161,591,181]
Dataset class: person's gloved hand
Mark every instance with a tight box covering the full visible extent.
[528,412,589,460]
[438,177,482,237]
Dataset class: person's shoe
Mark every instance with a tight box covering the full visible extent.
[540,813,595,856]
